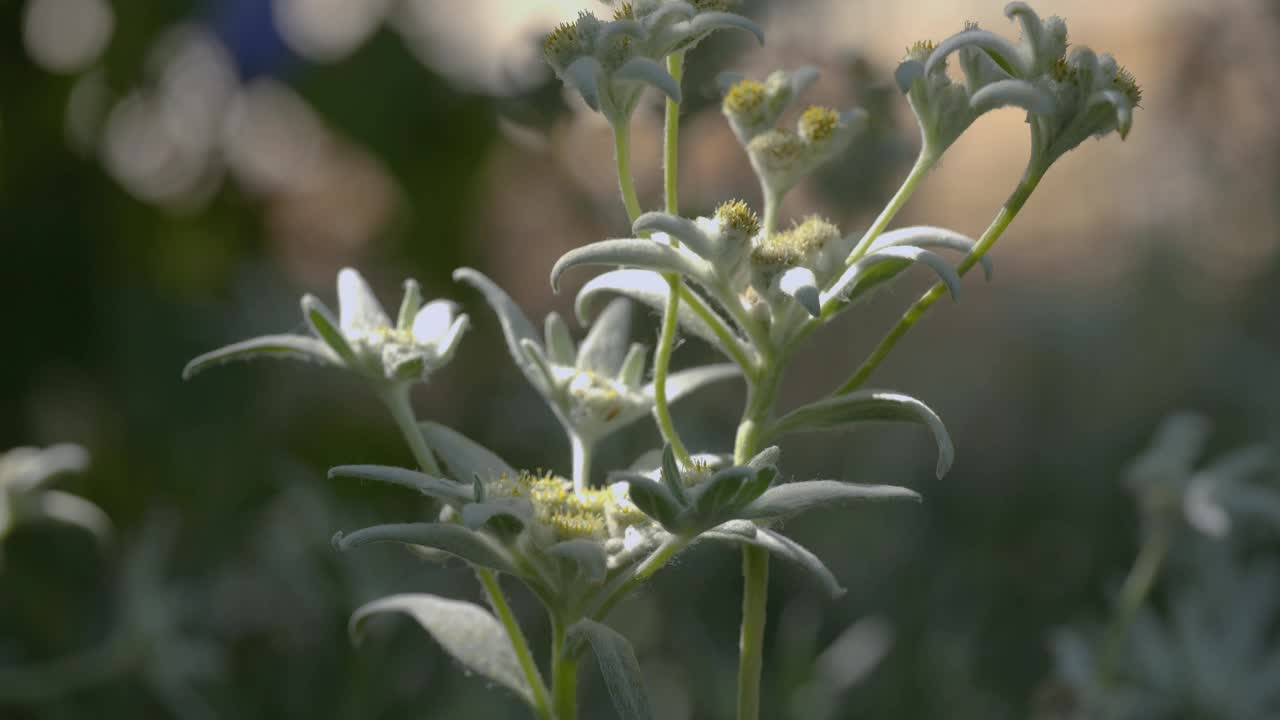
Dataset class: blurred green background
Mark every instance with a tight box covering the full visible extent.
[3,0,1280,718]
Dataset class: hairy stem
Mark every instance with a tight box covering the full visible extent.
[737,545,770,720]
[479,571,554,720]
[1097,514,1171,690]
[590,534,691,620]
[570,433,592,495]
[652,51,692,464]
[551,616,580,720]
[761,186,782,240]
[846,150,937,263]
[613,121,643,225]
[834,170,1043,395]
[733,368,782,720]
[380,384,551,719]
[679,284,756,374]
[381,384,442,476]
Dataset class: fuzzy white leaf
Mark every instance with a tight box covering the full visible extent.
[334,522,519,575]
[613,57,681,103]
[575,269,727,349]
[577,298,632,376]
[566,619,655,720]
[739,480,920,520]
[328,464,473,505]
[183,334,339,379]
[419,422,518,483]
[350,593,534,704]
[551,239,713,291]
[767,391,954,478]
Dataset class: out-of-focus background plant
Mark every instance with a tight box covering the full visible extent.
[3,0,1279,718]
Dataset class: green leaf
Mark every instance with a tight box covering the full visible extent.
[648,364,742,404]
[659,445,687,505]
[575,269,730,349]
[614,57,681,103]
[577,298,632,376]
[419,421,518,483]
[461,499,533,539]
[970,78,1055,115]
[565,619,655,720]
[328,464,474,505]
[551,240,713,292]
[333,522,519,575]
[350,593,534,705]
[453,268,543,386]
[687,466,758,525]
[301,295,359,365]
[182,334,339,380]
[625,477,684,530]
[565,56,604,111]
[866,226,992,281]
[705,528,845,598]
[739,480,920,520]
[823,246,962,312]
[548,539,608,584]
[681,12,765,48]
[927,29,1029,79]
[747,446,781,471]
[632,212,716,259]
[767,391,955,478]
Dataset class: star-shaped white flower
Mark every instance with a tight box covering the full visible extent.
[184,267,469,386]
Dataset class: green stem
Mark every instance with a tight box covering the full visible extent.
[589,534,691,620]
[380,383,552,719]
[679,284,756,374]
[833,170,1044,395]
[570,433,592,495]
[479,571,554,720]
[846,150,937,263]
[737,545,770,720]
[551,616,580,720]
[761,186,782,240]
[663,52,684,216]
[1097,515,1172,690]
[732,367,782,720]
[651,51,692,465]
[381,383,442,476]
[613,121,643,225]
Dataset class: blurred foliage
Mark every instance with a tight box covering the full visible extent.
[3,1,1280,719]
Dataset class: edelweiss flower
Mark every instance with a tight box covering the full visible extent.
[544,1,762,126]
[454,268,738,491]
[1126,413,1277,539]
[899,2,1139,167]
[719,68,866,208]
[554,205,984,355]
[184,267,469,386]
[0,444,109,552]
[331,428,921,615]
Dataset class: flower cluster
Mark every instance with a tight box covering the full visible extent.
[896,2,1140,166]
[184,267,468,387]
[184,2,1143,718]
[544,1,762,126]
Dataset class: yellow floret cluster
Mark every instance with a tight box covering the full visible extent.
[799,105,841,143]
[751,216,840,266]
[723,79,766,116]
[715,199,760,237]
[486,471,649,542]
